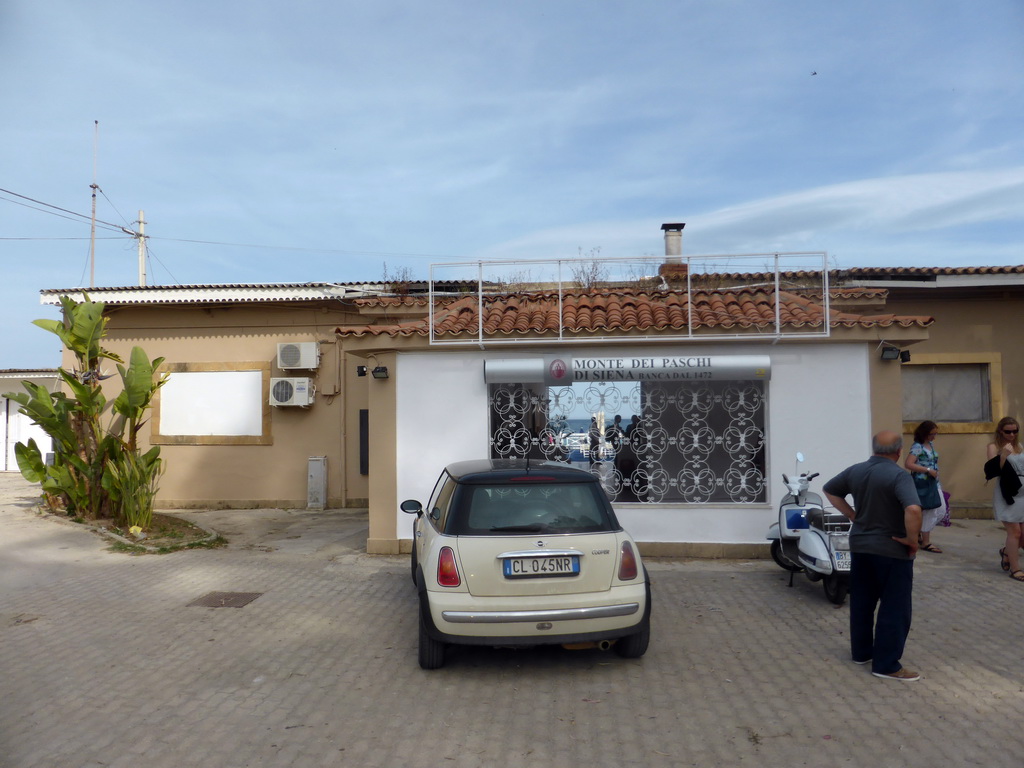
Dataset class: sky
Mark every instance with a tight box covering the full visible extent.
[2,0,1023,368]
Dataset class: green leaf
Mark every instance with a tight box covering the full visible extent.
[115,347,159,414]
[15,440,47,483]
[32,317,70,345]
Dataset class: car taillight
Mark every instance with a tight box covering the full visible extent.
[437,546,461,587]
[618,541,638,580]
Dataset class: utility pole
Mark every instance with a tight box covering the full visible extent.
[136,210,147,285]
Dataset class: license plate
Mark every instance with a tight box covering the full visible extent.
[834,550,852,571]
[503,555,580,578]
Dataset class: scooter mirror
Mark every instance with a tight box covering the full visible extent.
[796,452,805,464]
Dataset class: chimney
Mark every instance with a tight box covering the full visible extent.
[661,223,685,262]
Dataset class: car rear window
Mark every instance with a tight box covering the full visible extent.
[446,482,618,535]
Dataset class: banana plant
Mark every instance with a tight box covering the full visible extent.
[4,297,166,526]
[110,346,167,453]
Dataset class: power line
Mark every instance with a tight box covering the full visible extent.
[96,186,134,228]
[0,236,122,241]
[1,186,454,260]
[0,187,132,235]
[143,241,182,285]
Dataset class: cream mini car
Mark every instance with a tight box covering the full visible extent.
[402,459,651,669]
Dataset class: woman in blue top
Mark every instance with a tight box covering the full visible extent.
[904,420,944,553]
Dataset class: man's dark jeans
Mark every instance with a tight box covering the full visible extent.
[849,552,914,674]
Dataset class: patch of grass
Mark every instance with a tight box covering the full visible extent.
[155,536,227,554]
[99,512,223,554]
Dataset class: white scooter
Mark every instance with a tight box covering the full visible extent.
[766,453,852,605]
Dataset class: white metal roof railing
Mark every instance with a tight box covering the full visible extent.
[427,252,831,346]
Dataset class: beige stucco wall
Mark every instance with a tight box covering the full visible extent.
[884,291,1022,513]
[869,353,905,435]
[68,303,372,509]
[365,350,399,553]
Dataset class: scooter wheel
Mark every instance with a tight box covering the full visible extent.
[824,573,849,605]
[770,540,802,573]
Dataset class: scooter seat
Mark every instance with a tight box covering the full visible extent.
[804,508,825,529]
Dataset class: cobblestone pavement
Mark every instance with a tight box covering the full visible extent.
[2,473,1022,768]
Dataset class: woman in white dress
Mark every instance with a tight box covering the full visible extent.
[987,417,1024,581]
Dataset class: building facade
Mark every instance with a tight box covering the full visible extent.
[32,254,958,557]
[836,266,1024,515]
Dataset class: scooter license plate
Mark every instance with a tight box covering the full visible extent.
[834,550,852,571]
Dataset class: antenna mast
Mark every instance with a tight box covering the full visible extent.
[89,120,98,288]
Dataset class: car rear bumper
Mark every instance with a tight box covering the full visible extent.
[442,602,639,624]
[422,580,649,646]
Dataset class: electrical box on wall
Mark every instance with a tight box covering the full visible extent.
[277,341,320,370]
[270,377,314,407]
[307,456,327,510]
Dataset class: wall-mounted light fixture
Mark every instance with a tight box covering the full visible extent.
[356,365,368,377]
[879,344,900,361]
[371,366,389,379]
[899,350,911,363]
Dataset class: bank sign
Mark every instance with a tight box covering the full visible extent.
[484,354,771,385]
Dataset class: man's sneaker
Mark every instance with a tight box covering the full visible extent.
[871,667,920,681]
[853,658,871,665]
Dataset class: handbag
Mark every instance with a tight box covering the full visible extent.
[913,473,942,510]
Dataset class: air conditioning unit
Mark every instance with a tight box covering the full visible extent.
[277,341,320,370]
[270,377,315,407]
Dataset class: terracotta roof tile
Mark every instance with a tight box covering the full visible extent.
[338,286,933,339]
[837,265,1024,278]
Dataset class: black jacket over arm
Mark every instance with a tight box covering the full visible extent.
[985,455,1022,505]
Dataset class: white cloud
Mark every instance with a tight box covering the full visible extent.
[472,168,1024,266]
[2,0,1023,365]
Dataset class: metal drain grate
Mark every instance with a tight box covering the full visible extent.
[187,591,263,608]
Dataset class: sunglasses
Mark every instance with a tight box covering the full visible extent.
[1003,429,1019,435]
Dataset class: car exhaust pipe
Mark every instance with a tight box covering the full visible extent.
[562,640,615,651]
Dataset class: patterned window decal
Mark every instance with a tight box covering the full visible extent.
[488,380,766,504]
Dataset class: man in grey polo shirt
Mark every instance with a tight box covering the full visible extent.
[823,430,923,681]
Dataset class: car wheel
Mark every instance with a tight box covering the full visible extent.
[614,576,651,658]
[823,573,848,605]
[613,623,650,658]
[418,597,446,670]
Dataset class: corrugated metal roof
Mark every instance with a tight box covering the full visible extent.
[0,369,60,382]
[38,280,483,306]
[39,282,375,306]
[835,266,1024,289]
[839,265,1024,277]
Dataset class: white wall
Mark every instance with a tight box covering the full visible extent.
[391,343,874,545]
[395,351,491,515]
[617,342,873,544]
[2,387,56,473]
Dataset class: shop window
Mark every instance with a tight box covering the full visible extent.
[488,380,766,504]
